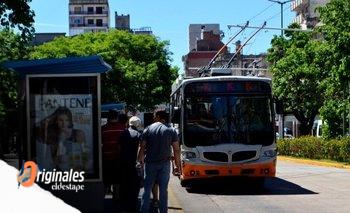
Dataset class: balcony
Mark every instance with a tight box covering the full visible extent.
[291,0,308,11]
[293,14,303,24]
[69,11,108,15]
[69,0,108,4]
[70,23,108,28]
[292,14,308,29]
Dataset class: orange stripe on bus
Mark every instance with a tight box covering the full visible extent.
[181,160,276,180]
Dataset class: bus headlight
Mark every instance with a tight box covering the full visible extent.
[262,149,277,158]
[182,151,197,159]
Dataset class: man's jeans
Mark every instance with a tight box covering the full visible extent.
[141,161,171,213]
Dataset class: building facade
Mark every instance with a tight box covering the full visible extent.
[31,33,66,46]
[189,24,220,52]
[114,12,153,35]
[183,26,226,77]
[291,0,329,29]
[115,12,130,30]
[132,27,153,35]
[69,0,109,36]
[183,24,269,78]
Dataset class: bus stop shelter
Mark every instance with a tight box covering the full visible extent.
[4,55,111,212]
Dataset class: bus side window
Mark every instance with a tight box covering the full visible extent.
[172,107,181,124]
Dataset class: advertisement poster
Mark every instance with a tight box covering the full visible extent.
[34,94,94,174]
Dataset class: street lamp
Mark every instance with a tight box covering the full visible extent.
[269,0,294,139]
[268,0,293,36]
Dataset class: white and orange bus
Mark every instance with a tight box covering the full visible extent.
[170,74,277,187]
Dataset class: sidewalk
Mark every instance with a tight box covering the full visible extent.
[103,185,183,213]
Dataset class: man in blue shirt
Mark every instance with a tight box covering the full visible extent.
[138,109,181,213]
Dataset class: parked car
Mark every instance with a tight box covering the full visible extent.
[276,132,294,139]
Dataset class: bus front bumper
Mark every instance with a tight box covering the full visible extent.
[181,159,276,181]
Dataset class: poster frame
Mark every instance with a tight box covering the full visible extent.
[25,73,102,182]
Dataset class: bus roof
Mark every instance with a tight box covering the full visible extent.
[171,75,271,96]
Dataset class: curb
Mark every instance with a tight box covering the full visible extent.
[278,156,350,170]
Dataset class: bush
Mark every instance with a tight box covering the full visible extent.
[277,136,350,163]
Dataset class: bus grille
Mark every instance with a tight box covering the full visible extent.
[203,152,228,162]
[232,151,257,162]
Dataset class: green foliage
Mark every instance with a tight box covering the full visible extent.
[267,24,329,135]
[317,0,350,138]
[268,0,350,137]
[0,29,30,122]
[31,30,178,110]
[278,136,350,163]
[0,0,35,39]
[0,1,34,121]
[319,100,345,138]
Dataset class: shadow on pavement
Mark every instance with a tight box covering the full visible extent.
[185,177,317,196]
[102,197,162,213]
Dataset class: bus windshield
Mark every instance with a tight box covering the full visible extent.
[184,95,274,147]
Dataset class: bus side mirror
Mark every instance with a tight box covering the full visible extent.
[275,99,284,115]
[172,107,181,124]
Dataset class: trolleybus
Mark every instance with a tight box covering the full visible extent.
[170,75,277,187]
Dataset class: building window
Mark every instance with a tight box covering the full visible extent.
[74,7,82,13]
[74,19,81,24]
[96,7,103,14]
[96,19,103,27]
[87,7,94,14]
[87,19,94,25]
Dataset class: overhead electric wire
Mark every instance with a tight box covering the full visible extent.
[224,21,267,68]
[205,21,249,70]
[245,33,259,54]
[266,4,290,22]
[247,2,275,22]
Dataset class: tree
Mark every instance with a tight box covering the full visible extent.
[0,29,31,119]
[31,30,179,110]
[0,0,34,120]
[317,0,350,138]
[0,0,35,39]
[267,24,330,135]
[0,29,31,155]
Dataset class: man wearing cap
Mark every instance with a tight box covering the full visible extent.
[119,116,142,212]
[138,109,181,213]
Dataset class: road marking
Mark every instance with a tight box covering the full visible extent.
[168,181,184,213]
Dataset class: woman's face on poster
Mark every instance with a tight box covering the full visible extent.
[57,114,70,130]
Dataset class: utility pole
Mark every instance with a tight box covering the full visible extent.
[267,0,293,139]
[268,0,293,36]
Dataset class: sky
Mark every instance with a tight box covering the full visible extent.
[30,0,295,72]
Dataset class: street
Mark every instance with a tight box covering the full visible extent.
[168,159,350,213]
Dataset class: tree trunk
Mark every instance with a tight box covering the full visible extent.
[299,121,313,136]
[293,110,318,136]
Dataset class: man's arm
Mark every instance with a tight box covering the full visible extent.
[137,140,146,165]
[171,141,181,175]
